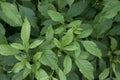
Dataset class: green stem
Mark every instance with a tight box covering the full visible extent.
[109,55,113,79]
[49,70,54,80]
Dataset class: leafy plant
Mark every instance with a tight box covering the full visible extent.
[0,0,120,80]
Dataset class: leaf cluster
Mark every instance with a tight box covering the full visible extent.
[0,0,120,80]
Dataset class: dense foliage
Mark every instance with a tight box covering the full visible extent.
[0,0,120,80]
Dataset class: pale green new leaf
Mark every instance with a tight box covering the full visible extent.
[62,29,73,46]
[52,77,58,80]
[67,20,82,28]
[25,62,31,69]
[63,45,78,51]
[0,2,23,26]
[63,55,72,74]
[0,44,20,56]
[46,25,54,42]
[12,62,24,73]
[75,59,94,80]
[35,69,49,80]
[99,68,109,80]
[55,25,65,34]
[82,41,102,58]
[48,10,64,24]
[10,43,25,50]
[30,40,43,49]
[33,52,42,62]
[21,17,31,44]
[54,38,61,48]
[58,68,67,80]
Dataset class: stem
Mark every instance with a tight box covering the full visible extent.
[109,55,113,79]
[49,71,54,80]
[28,73,34,80]
[24,42,30,61]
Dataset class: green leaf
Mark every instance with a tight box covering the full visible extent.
[67,1,90,17]
[75,59,94,80]
[33,52,42,62]
[77,24,93,38]
[108,25,120,35]
[40,50,58,70]
[57,0,67,9]
[23,68,31,78]
[67,20,82,28]
[58,68,67,80]
[32,62,41,73]
[19,5,37,27]
[46,25,54,42]
[0,23,5,35]
[0,74,9,80]
[112,63,116,73]
[110,37,117,51]
[78,51,90,60]
[55,25,65,34]
[93,18,113,37]
[99,68,109,80]
[99,59,107,71]
[74,41,81,58]
[25,62,31,69]
[30,40,43,49]
[67,0,74,7]
[102,1,120,19]
[0,44,20,56]
[12,62,24,73]
[54,38,61,48]
[113,50,120,55]
[0,33,7,44]
[12,70,24,80]
[38,3,56,18]
[63,45,78,51]
[35,69,49,80]
[67,72,79,80]
[21,17,31,44]
[115,71,120,80]
[10,43,25,50]
[81,41,102,58]
[15,55,25,62]
[52,77,58,80]
[48,10,64,24]
[0,56,18,66]
[62,29,73,46]
[63,55,72,74]
[0,2,23,26]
